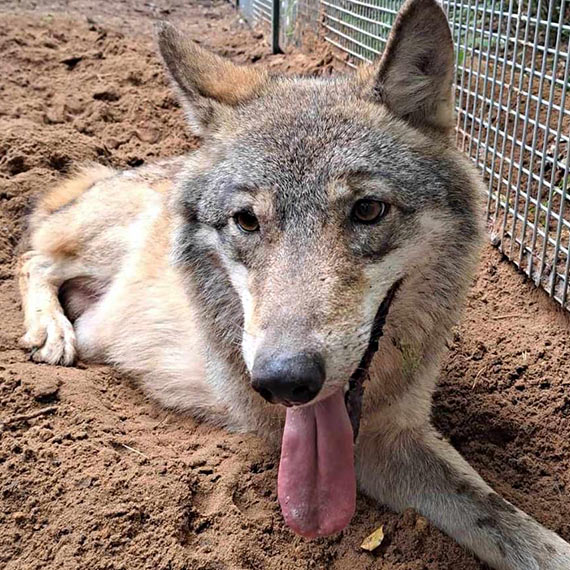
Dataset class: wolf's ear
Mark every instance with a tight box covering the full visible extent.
[156,22,269,135]
[360,0,454,132]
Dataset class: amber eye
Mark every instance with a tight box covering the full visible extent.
[234,210,260,233]
[352,199,388,224]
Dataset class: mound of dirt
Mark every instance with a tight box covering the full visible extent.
[1,1,569,569]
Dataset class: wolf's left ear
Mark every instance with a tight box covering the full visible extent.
[360,0,454,132]
[156,22,269,135]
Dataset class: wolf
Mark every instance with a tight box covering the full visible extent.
[18,0,570,567]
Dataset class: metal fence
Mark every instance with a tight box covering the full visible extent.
[238,0,272,26]
[236,0,570,312]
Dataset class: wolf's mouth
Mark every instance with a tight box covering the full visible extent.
[277,279,402,539]
[345,278,402,439]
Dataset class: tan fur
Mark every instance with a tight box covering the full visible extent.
[37,164,114,215]
[200,60,269,107]
[151,179,173,194]
[21,161,234,424]
[157,22,269,133]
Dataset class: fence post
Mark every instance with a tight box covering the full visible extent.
[271,0,282,54]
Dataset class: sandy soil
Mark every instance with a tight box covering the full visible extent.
[1,1,570,569]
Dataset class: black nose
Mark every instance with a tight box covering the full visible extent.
[251,351,326,405]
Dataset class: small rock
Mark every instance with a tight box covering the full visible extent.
[415,516,429,534]
[135,128,160,144]
[44,95,67,124]
[44,108,65,124]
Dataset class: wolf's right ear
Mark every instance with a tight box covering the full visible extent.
[359,0,455,132]
[156,22,269,135]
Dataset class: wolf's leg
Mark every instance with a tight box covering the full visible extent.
[357,424,570,570]
[18,251,83,366]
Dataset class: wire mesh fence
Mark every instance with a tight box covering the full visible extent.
[238,0,273,28]
[443,1,570,313]
[321,0,396,65]
[280,0,321,49]
[236,0,570,311]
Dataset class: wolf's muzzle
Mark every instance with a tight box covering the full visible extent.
[251,351,325,405]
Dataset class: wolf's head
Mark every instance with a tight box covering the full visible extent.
[159,0,482,539]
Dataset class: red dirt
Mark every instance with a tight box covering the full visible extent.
[1,1,569,569]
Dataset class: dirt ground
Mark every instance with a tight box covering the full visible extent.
[1,1,570,569]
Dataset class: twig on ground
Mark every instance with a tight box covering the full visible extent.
[0,406,58,428]
[491,314,527,321]
[472,366,487,389]
[120,443,149,459]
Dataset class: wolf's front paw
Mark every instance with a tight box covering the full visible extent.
[21,312,77,366]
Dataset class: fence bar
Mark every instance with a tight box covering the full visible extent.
[272,0,282,53]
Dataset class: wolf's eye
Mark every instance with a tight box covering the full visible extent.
[352,199,388,224]
[234,210,260,233]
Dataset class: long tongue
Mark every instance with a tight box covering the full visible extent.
[278,390,356,538]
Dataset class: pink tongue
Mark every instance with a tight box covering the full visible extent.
[278,390,356,538]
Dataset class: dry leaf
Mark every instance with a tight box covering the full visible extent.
[360,525,384,551]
